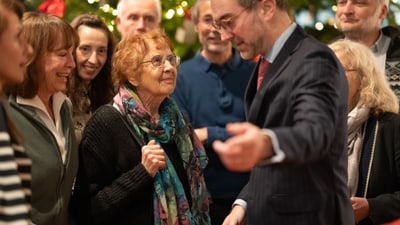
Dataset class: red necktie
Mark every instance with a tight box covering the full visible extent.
[257,58,270,90]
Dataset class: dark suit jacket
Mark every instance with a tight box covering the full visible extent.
[238,25,354,225]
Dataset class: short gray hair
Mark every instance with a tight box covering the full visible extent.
[191,0,209,24]
[117,0,162,23]
[237,0,289,11]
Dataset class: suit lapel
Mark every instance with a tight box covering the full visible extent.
[244,58,262,116]
[245,26,308,124]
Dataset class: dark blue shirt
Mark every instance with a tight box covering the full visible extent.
[171,49,255,199]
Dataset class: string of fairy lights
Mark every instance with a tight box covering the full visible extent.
[87,0,190,33]
[87,0,400,34]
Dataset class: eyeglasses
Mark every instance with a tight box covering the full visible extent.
[141,54,181,67]
[213,8,247,32]
[344,68,358,72]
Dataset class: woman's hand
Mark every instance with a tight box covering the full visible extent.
[141,140,166,177]
[351,197,370,223]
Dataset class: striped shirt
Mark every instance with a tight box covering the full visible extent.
[0,101,31,225]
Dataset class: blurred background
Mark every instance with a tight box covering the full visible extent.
[23,0,400,61]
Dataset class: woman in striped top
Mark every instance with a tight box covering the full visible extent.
[0,0,32,223]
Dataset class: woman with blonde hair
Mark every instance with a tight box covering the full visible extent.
[329,39,400,225]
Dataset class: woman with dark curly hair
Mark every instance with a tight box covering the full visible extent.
[68,13,116,142]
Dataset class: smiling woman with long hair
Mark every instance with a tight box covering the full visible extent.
[68,13,116,143]
[6,12,79,225]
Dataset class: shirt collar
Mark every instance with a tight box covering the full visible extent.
[371,31,391,54]
[263,22,297,63]
[194,48,242,72]
[17,92,67,115]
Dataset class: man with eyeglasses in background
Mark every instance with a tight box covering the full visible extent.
[171,0,254,224]
[116,0,161,40]
[209,0,354,224]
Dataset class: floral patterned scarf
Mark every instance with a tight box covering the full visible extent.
[114,85,210,225]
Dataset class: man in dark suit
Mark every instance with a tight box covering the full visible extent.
[210,0,354,224]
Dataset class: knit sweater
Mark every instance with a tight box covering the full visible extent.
[382,26,400,101]
[70,105,194,225]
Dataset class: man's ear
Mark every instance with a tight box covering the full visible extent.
[116,16,122,32]
[194,23,199,33]
[379,4,388,21]
[259,0,275,20]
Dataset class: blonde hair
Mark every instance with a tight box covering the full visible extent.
[329,39,399,116]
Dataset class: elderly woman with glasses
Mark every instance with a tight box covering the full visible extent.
[329,39,400,225]
[70,29,211,225]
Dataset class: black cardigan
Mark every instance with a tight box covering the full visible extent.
[358,112,400,225]
[70,105,191,225]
